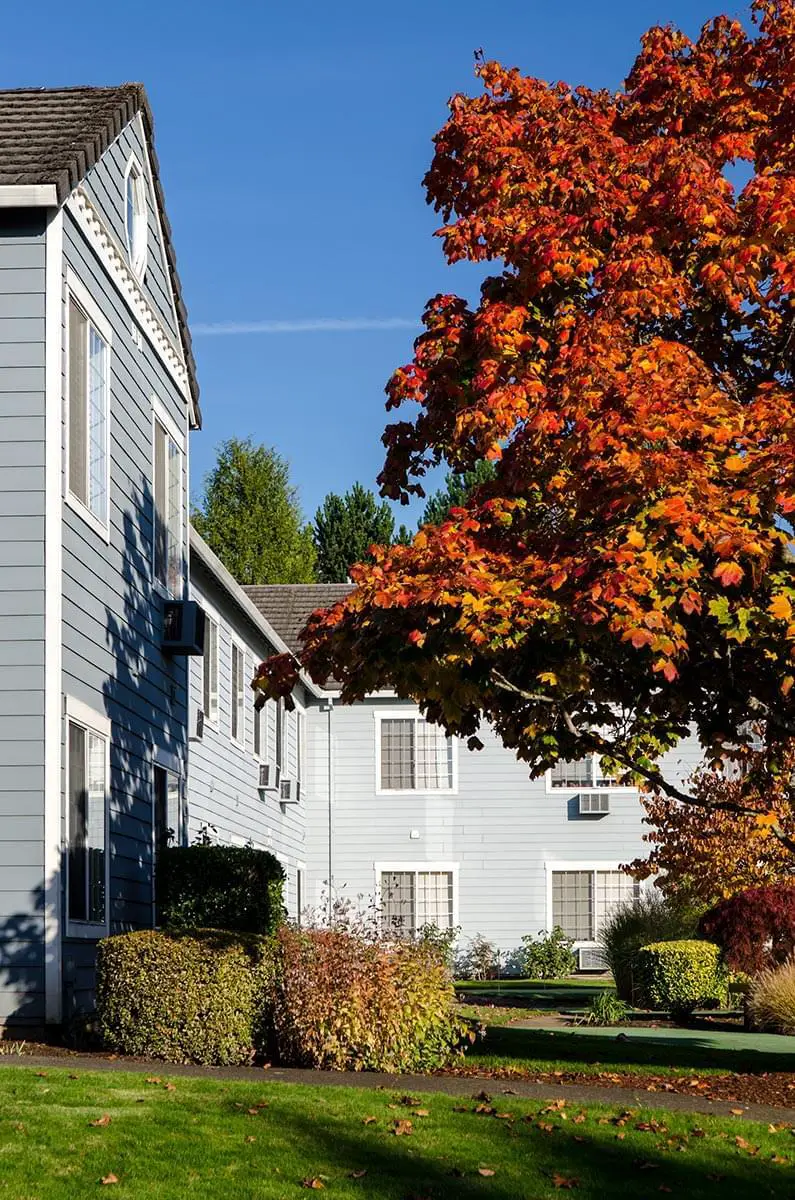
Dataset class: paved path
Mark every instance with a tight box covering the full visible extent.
[2,1054,794,1125]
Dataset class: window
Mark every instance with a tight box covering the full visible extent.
[68,296,109,527]
[551,869,639,941]
[253,698,264,760]
[67,713,108,930]
[378,716,454,792]
[380,870,454,936]
[153,416,182,594]
[124,157,148,279]
[153,765,181,850]
[202,616,219,725]
[275,698,284,771]
[231,642,245,745]
[549,754,623,789]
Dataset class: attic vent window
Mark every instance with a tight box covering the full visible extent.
[124,157,147,280]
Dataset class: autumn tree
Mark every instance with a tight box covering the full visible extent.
[313,483,397,582]
[192,437,316,584]
[421,460,497,527]
[255,2,795,842]
[626,743,795,907]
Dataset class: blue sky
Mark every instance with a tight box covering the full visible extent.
[3,0,742,524]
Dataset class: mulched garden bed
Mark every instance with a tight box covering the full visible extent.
[436,1062,795,1108]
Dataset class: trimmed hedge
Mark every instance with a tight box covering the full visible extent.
[271,925,467,1072]
[699,884,795,976]
[634,940,729,1017]
[96,929,275,1065]
[157,845,284,935]
[598,891,701,1003]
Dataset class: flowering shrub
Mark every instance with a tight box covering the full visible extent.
[271,925,467,1072]
[699,884,795,976]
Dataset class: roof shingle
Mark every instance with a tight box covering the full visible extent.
[0,85,200,425]
[242,584,353,656]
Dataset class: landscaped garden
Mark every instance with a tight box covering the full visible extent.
[0,1065,793,1198]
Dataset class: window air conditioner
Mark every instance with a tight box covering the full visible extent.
[578,791,610,815]
[280,778,301,804]
[578,946,608,971]
[162,600,206,655]
[258,763,280,792]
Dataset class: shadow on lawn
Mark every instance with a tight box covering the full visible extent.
[466,1026,795,1074]
[269,1102,785,1199]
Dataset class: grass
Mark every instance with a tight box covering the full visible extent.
[462,1024,795,1078]
[456,978,613,1012]
[457,1002,544,1026]
[0,1066,792,1198]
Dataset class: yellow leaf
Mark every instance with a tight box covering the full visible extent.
[769,594,793,621]
[725,455,745,472]
[625,529,645,548]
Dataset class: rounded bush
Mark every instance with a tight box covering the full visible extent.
[748,957,795,1033]
[157,844,284,935]
[634,940,729,1017]
[272,925,467,1072]
[598,891,701,1002]
[699,884,795,976]
[96,929,275,1065]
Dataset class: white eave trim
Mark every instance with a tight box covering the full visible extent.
[0,184,58,207]
[188,526,324,700]
[64,187,192,407]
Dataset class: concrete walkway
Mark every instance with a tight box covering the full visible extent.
[2,1054,794,1125]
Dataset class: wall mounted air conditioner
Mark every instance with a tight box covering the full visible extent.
[258,763,280,792]
[578,791,610,815]
[162,600,206,655]
[280,778,301,804]
[578,947,608,971]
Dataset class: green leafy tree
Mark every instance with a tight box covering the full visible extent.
[313,483,397,583]
[421,460,496,527]
[192,437,316,584]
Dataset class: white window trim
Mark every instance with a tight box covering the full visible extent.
[64,696,111,940]
[64,269,112,543]
[123,152,148,281]
[374,709,458,796]
[544,860,641,947]
[230,637,246,749]
[199,601,221,730]
[151,401,184,598]
[375,861,460,930]
[545,752,638,795]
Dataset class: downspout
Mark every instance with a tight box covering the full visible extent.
[324,697,335,924]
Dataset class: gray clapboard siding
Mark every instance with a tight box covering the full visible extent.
[0,210,46,1025]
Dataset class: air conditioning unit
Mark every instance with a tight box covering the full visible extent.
[162,600,206,655]
[258,763,280,792]
[578,946,608,972]
[578,791,610,815]
[280,778,301,804]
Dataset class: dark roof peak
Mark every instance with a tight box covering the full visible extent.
[242,583,353,658]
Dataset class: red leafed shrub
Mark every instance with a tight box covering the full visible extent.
[699,885,795,976]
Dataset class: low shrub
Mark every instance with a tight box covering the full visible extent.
[272,925,466,1072]
[520,927,576,980]
[598,891,702,1002]
[415,922,461,970]
[157,844,284,935]
[96,929,275,1065]
[634,940,729,1018]
[455,934,501,980]
[747,957,795,1033]
[699,884,795,976]
[576,990,628,1026]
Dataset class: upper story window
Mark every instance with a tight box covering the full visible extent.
[124,156,148,280]
[231,642,245,746]
[202,615,219,726]
[153,413,183,595]
[67,286,111,535]
[377,714,455,793]
[549,753,630,790]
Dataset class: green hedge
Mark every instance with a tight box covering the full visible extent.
[634,940,729,1017]
[157,845,284,935]
[96,929,275,1065]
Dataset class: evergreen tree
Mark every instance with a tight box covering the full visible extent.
[313,483,396,582]
[192,437,316,584]
[420,460,496,526]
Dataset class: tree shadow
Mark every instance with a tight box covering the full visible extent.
[0,885,47,1032]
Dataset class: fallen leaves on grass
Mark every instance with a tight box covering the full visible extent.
[100,1174,119,1186]
[89,1115,111,1128]
[412,1109,430,1118]
[392,1119,413,1136]
[735,1136,760,1156]
[349,1169,368,1179]
[301,1178,325,1190]
[552,1174,579,1189]
[478,1167,496,1176]
[362,1116,377,1126]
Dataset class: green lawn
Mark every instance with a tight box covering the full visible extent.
[462,1024,795,1078]
[0,1066,791,1198]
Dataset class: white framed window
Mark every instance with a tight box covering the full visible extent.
[202,615,219,727]
[124,154,148,280]
[66,273,112,538]
[253,696,265,761]
[65,697,110,937]
[295,708,304,790]
[548,753,633,791]
[153,763,182,850]
[377,863,458,936]
[375,712,456,794]
[152,408,183,596]
[547,863,640,942]
[231,640,245,746]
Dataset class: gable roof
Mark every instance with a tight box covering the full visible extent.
[243,584,354,656]
[0,84,200,427]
